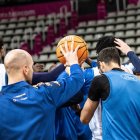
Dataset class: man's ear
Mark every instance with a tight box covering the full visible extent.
[23,65,29,76]
[99,61,106,73]
[99,61,103,68]
[100,61,106,67]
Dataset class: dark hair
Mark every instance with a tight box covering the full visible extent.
[0,37,4,49]
[96,36,121,55]
[97,47,121,66]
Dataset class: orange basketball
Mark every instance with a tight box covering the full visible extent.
[56,35,89,64]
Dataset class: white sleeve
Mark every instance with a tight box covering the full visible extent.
[0,64,6,91]
[121,63,134,74]
[89,68,102,140]
[89,102,102,140]
[92,67,100,76]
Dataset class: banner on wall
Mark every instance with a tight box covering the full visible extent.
[0,1,71,19]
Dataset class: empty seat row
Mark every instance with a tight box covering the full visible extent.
[0,26,48,36]
[78,17,140,29]
[76,24,140,35]
[108,10,138,17]
[0,12,70,25]
[0,19,55,30]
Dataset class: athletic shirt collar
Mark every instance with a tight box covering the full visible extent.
[1,81,29,94]
[112,68,124,71]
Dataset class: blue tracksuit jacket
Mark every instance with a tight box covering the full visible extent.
[0,64,84,140]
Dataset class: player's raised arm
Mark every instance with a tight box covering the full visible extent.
[41,39,84,107]
[32,64,65,85]
[115,38,140,73]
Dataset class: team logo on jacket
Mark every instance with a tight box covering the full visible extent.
[51,81,60,86]
[13,93,28,102]
[43,81,61,86]
[121,74,138,81]
[33,81,61,88]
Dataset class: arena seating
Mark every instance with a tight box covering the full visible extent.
[0,10,71,51]
[1,3,140,71]
[38,3,140,70]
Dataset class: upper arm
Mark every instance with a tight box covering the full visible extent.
[43,64,84,107]
[80,74,109,124]
[32,64,65,85]
[88,74,109,101]
[127,51,140,73]
[80,98,99,124]
[88,75,102,101]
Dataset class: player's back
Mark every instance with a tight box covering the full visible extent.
[103,70,140,139]
[0,64,84,140]
[0,81,56,140]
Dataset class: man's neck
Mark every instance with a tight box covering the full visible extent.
[107,63,120,71]
[8,76,26,85]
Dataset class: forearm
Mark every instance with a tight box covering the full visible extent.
[85,58,97,67]
[80,98,99,124]
[32,64,65,85]
[53,64,84,107]
[127,51,140,72]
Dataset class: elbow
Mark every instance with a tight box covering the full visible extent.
[80,117,90,124]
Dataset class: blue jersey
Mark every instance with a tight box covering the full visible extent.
[81,68,94,108]
[56,68,94,140]
[76,68,93,140]
[0,64,84,140]
[103,70,140,139]
[55,107,78,140]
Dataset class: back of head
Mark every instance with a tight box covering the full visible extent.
[97,47,120,66]
[96,36,121,55]
[4,49,33,84]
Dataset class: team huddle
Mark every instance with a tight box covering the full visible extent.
[0,35,140,140]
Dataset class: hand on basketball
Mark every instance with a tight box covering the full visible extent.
[56,35,88,64]
[60,40,80,66]
[114,38,132,55]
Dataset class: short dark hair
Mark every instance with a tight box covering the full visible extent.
[0,37,4,49]
[97,47,121,66]
[96,36,121,55]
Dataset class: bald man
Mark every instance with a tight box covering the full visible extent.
[0,41,84,140]
[4,49,33,84]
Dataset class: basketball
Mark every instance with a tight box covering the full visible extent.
[56,35,89,64]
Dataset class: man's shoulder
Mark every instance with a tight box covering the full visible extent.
[92,74,108,87]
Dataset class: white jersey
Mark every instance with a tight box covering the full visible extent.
[122,63,134,74]
[0,64,6,91]
[89,67,102,140]
[89,101,102,140]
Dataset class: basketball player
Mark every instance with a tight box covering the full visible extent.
[114,38,140,73]
[96,36,140,73]
[0,40,84,139]
[85,36,138,140]
[55,66,92,140]
[81,47,140,139]
[0,39,65,87]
